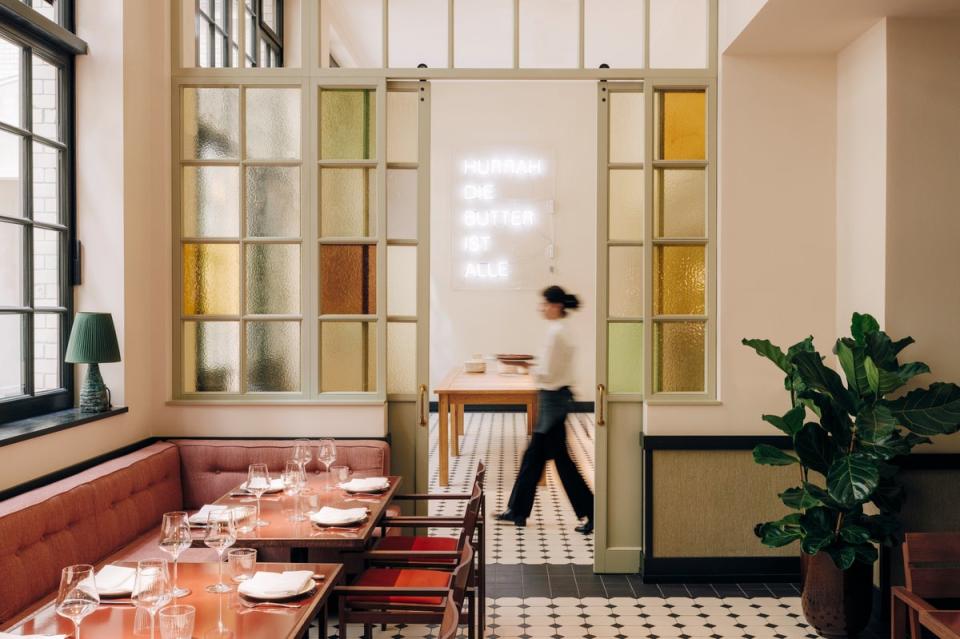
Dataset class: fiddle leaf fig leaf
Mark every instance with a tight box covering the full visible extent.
[762,405,806,437]
[856,405,897,443]
[753,444,799,466]
[800,508,835,555]
[864,357,880,395]
[794,352,857,414]
[742,338,790,374]
[835,338,866,397]
[804,482,844,509]
[853,543,879,564]
[827,453,880,507]
[839,524,871,545]
[886,382,960,436]
[786,336,816,360]
[851,313,880,346]
[794,423,834,475]
[827,544,857,570]
[780,486,822,510]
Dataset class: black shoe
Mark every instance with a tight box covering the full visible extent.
[496,511,526,527]
[575,517,594,534]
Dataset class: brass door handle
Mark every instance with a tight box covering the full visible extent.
[418,384,428,427]
[597,383,606,427]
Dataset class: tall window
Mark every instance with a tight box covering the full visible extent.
[196,0,283,68]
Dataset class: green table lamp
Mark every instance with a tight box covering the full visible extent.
[65,312,121,413]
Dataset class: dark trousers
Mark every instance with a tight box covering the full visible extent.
[507,388,594,520]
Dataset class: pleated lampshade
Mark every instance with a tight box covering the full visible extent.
[65,312,121,364]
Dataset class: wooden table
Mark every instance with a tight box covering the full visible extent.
[435,366,538,486]
[3,562,341,639]
[921,611,960,639]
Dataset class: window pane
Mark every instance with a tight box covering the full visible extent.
[31,54,58,141]
[246,244,300,314]
[0,130,23,218]
[649,0,708,69]
[247,320,300,392]
[608,246,642,318]
[389,0,448,68]
[654,321,705,392]
[320,321,376,392]
[33,227,59,307]
[0,37,20,127]
[182,166,240,238]
[197,19,212,67]
[32,142,59,225]
[653,245,705,315]
[320,90,376,160]
[0,222,23,306]
[388,322,416,393]
[246,166,300,237]
[262,0,280,33]
[0,314,24,398]
[608,322,642,394]
[28,0,58,21]
[609,92,643,163]
[519,0,579,68]
[388,245,416,316]
[387,169,417,240]
[182,88,240,160]
[320,244,377,314]
[585,0,644,69]
[322,0,383,68]
[657,90,706,161]
[387,91,418,163]
[655,168,705,238]
[182,243,240,315]
[319,168,376,237]
[454,0,513,69]
[183,320,240,392]
[609,169,643,242]
[246,88,301,160]
[34,312,59,392]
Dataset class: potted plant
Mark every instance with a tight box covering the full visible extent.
[743,313,960,638]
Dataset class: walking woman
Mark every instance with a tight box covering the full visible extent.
[496,285,595,534]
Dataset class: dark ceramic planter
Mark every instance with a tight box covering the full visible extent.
[801,552,873,638]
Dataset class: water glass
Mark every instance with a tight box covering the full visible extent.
[158,604,195,639]
[317,439,337,489]
[228,548,257,582]
[204,510,237,593]
[159,511,192,598]
[247,463,271,527]
[56,564,99,639]
[281,460,306,522]
[133,560,172,639]
[233,505,255,534]
[331,465,351,484]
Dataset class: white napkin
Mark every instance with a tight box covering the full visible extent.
[240,478,284,493]
[237,570,314,598]
[0,634,67,638]
[310,506,368,526]
[95,564,136,594]
[339,477,389,492]
[188,504,228,524]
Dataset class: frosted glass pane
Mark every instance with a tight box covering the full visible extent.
[654,245,705,315]
[585,0,644,69]
[388,245,416,316]
[0,130,23,218]
[246,88,301,160]
[246,166,300,238]
[33,312,59,392]
[519,0,579,68]
[387,91,418,163]
[658,90,706,161]
[655,168,705,238]
[182,166,240,238]
[649,0,708,69]
[183,320,239,392]
[654,321,705,392]
[608,322,642,394]
[246,244,300,314]
[608,246,642,318]
[322,0,383,68]
[32,54,58,140]
[182,243,240,315]
[0,37,20,127]
[0,314,24,398]
[32,227,59,307]
[320,168,376,237]
[609,169,643,242]
[320,90,376,160]
[388,0,448,68]
[388,322,416,393]
[0,223,23,306]
[247,321,300,392]
[454,0,513,68]
[387,169,417,240]
[32,142,59,225]
[182,88,239,160]
[320,321,377,392]
[320,245,377,314]
[610,92,644,163]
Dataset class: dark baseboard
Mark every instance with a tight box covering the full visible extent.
[642,556,800,583]
[429,401,594,413]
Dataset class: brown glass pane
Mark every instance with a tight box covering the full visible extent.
[658,90,706,160]
[653,245,705,315]
[320,168,376,237]
[654,168,706,238]
[320,321,377,392]
[320,244,377,314]
[319,90,376,160]
[182,243,240,315]
[654,321,705,392]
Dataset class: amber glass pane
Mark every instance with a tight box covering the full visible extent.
[320,245,377,314]
[246,244,300,314]
[387,91,418,163]
[609,169,643,241]
[320,168,376,237]
[654,245,705,315]
[182,166,240,238]
[658,90,706,161]
[608,322,642,394]
[320,321,377,392]
[182,244,240,315]
[183,320,239,392]
[655,168,705,238]
[246,166,300,238]
[654,321,705,392]
[388,322,416,394]
[387,169,417,240]
[320,90,376,160]
[609,92,643,163]
[246,88,301,160]
[387,245,416,317]
[608,246,642,318]
[182,87,239,160]
[247,321,300,392]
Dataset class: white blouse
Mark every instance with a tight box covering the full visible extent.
[532,319,576,391]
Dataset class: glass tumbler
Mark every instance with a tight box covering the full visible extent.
[159,604,195,639]
[228,548,257,583]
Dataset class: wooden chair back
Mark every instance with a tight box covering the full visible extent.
[436,594,460,639]
[451,541,474,606]
[903,532,960,598]
[454,484,482,551]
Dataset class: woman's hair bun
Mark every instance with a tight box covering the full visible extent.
[542,285,580,312]
[563,294,580,310]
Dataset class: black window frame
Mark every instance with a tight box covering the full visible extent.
[197,0,283,68]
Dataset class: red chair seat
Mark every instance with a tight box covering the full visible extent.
[375,535,458,560]
[349,567,451,605]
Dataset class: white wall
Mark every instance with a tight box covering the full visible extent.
[430,81,597,399]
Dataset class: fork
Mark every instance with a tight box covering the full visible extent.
[241,600,303,609]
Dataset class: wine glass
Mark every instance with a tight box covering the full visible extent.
[159,511,192,598]
[56,564,99,639]
[317,439,337,489]
[133,559,172,639]
[282,460,306,522]
[204,509,237,593]
[292,439,313,494]
[246,463,271,527]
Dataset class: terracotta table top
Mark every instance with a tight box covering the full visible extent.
[921,611,960,639]
[4,562,342,639]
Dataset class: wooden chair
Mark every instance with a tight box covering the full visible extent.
[437,594,462,639]
[892,532,960,639]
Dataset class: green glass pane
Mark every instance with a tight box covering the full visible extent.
[608,322,643,394]
[609,169,643,242]
[182,243,240,315]
[245,88,301,160]
[320,321,376,392]
[182,166,240,238]
[387,245,416,317]
[246,166,300,238]
[246,244,300,314]
[657,90,706,161]
[183,320,239,392]
[655,168,705,238]
[182,87,239,160]
[320,168,376,237]
[653,245,705,315]
[608,246,642,318]
[388,322,416,394]
[320,90,376,160]
[609,91,643,163]
[320,245,377,314]
[247,321,300,392]
[654,321,705,392]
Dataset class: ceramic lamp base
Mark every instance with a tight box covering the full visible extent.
[79,363,110,413]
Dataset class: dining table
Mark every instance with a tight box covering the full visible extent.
[2,561,342,639]
[921,611,960,639]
